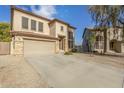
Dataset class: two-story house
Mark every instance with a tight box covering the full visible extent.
[10,6,76,55]
[82,27,124,53]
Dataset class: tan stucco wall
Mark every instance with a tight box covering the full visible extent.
[51,21,68,51]
[13,10,50,35]
[55,21,68,38]
[54,22,75,51]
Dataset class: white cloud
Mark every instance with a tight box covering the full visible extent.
[30,5,57,19]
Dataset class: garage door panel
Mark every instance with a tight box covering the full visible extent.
[24,40,55,55]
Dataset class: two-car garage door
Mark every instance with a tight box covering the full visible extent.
[24,39,55,56]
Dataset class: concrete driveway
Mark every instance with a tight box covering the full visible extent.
[0,55,48,88]
[25,54,124,88]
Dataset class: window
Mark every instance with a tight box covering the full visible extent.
[96,36,99,41]
[38,22,43,32]
[68,31,73,48]
[99,36,103,41]
[31,20,36,30]
[95,42,99,49]
[68,40,73,49]
[61,26,64,31]
[68,31,73,40]
[22,17,28,29]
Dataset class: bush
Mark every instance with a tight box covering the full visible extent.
[0,22,11,42]
[64,51,73,55]
[93,50,98,54]
[71,48,77,52]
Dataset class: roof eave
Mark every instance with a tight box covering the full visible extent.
[10,31,59,40]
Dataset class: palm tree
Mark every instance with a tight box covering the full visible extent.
[89,5,124,53]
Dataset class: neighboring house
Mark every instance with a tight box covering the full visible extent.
[10,6,76,55]
[82,27,124,53]
[82,28,93,52]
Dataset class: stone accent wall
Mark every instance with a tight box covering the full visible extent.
[11,36,24,55]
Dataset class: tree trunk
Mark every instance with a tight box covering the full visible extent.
[123,25,124,41]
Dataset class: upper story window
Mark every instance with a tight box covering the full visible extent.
[68,31,73,40]
[38,22,43,32]
[22,17,28,29]
[96,35,103,41]
[31,19,36,31]
[68,31,74,49]
[61,26,64,31]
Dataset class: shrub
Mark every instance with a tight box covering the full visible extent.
[0,22,11,42]
[71,48,77,52]
[64,51,73,55]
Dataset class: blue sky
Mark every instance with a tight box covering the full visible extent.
[0,5,95,45]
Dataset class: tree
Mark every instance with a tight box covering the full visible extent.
[89,5,124,52]
[86,32,96,56]
[89,6,123,27]
[0,22,11,42]
[118,17,124,40]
